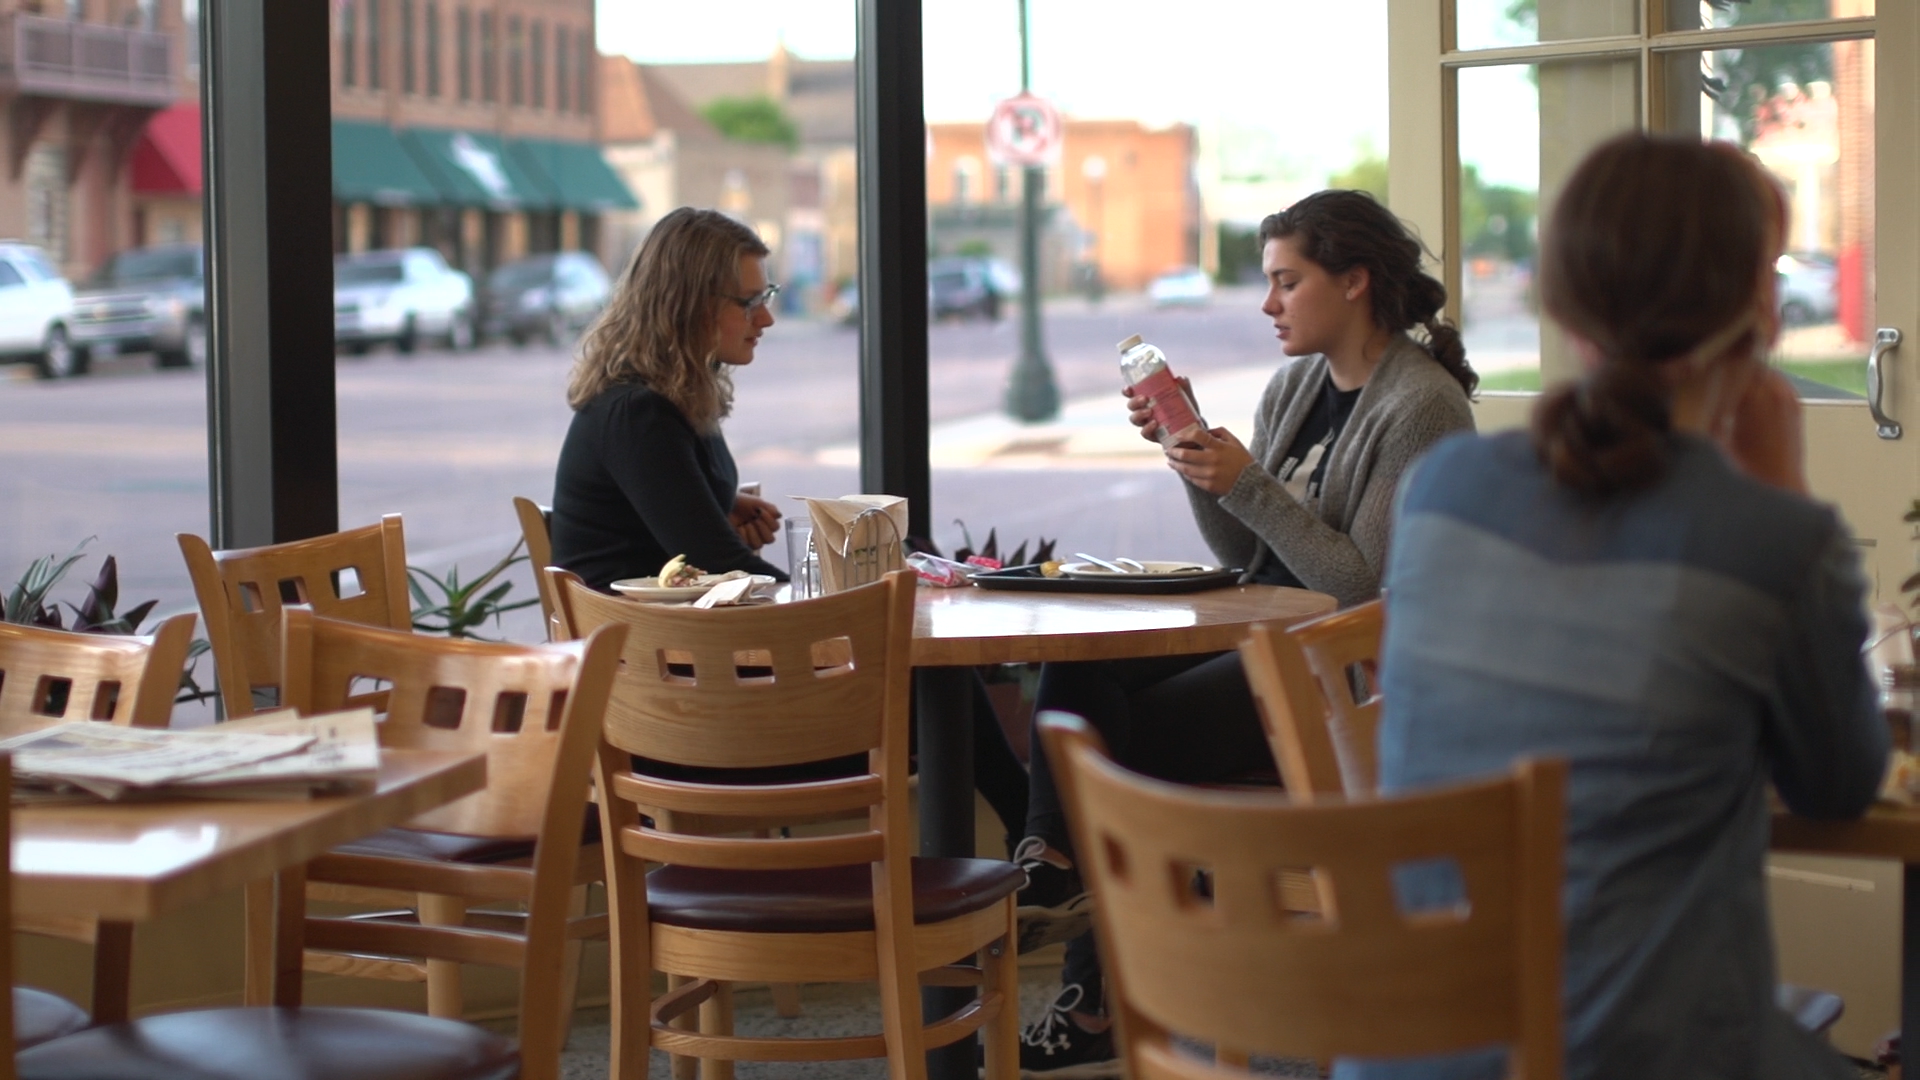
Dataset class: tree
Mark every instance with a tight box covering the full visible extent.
[1503,0,1831,143]
[1460,166,1537,263]
[1328,153,1389,203]
[701,96,799,151]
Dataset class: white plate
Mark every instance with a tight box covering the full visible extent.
[610,574,774,603]
[1058,561,1217,580]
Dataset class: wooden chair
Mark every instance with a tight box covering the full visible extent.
[14,618,626,1080]
[178,514,411,719]
[0,614,198,1036]
[1239,598,1383,797]
[572,571,1022,1080]
[1039,711,1567,1080]
[512,497,560,641]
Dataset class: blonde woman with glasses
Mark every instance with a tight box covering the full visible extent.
[551,207,787,590]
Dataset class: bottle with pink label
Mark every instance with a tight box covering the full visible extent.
[1118,333,1206,447]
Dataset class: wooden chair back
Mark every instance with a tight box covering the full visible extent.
[0,614,195,728]
[1241,599,1384,797]
[178,516,411,719]
[1040,712,1565,1079]
[279,605,617,838]
[512,497,559,640]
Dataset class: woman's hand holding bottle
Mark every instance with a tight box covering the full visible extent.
[1123,376,1198,445]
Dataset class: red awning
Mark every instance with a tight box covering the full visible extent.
[131,102,201,196]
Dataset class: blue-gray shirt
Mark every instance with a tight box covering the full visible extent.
[1339,431,1886,1080]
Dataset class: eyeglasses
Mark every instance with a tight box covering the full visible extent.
[723,282,781,313]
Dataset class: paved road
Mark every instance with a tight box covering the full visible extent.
[0,288,1291,652]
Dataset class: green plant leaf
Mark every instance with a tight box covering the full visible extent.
[5,539,94,626]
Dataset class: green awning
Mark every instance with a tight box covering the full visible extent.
[331,120,442,205]
[397,128,546,208]
[507,138,640,213]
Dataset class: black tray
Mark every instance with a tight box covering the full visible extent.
[970,564,1244,595]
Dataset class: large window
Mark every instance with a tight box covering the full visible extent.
[340,0,357,87]
[400,0,415,94]
[919,2,1388,566]
[530,20,545,110]
[479,10,496,102]
[365,0,382,91]
[554,25,569,113]
[424,1,439,98]
[507,16,523,107]
[455,6,469,101]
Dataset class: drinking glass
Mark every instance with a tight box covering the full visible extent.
[784,518,818,600]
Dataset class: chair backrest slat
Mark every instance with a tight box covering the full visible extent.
[280,605,617,838]
[1042,713,1565,1077]
[1240,599,1384,797]
[179,516,411,719]
[512,497,559,640]
[0,614,196,728]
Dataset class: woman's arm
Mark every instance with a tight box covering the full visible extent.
[603,396,785,578]
[1766,524,1889,820]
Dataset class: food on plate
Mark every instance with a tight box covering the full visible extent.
[658,554,704,589]
[1040,560,1065,578]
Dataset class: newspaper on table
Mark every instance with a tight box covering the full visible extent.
[1,707,381,801]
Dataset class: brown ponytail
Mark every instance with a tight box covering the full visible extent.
[1260,190,1478,397]
[1531,134,1776,498]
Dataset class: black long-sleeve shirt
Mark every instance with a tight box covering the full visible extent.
[549,383,785,590]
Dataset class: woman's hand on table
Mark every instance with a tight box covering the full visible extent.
[1165,426,1255,496]
[1123,378,1198,445]
[730,493,782,549]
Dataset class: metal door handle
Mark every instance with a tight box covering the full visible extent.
[1868,327,1902,440]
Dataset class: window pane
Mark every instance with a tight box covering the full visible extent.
[0,0,213,719]
[1664,38,1874,398]
[1664,0,1871,33]
[1457,0,1636,52]
[921,1,1386,565]
[1458,58,1639,390]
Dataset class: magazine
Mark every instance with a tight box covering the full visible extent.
[1,708,381,801]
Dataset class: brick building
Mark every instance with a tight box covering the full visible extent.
[927,118,1198,293]
[328,0,635,280]
[0,0,192,278]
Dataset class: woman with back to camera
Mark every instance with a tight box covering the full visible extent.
[550,207,786,591]
[1012,190,1478,1078]
[1356,134,1886,1080]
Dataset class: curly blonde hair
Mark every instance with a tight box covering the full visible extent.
[566,208,770,429]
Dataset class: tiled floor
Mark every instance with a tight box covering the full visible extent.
[552,978,1892,1079]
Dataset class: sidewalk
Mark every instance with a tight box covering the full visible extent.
[818,362,1275,471]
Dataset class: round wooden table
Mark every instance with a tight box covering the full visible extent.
[908,583,1335,1080]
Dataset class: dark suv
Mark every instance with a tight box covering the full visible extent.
[69,244,205,370]
[480,252,612,346]
[928,256,1016,322]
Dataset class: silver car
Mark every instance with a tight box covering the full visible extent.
[69,244,206,372]
[334,247,476,355]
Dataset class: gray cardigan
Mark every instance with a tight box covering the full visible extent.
[1185,333,1475,607]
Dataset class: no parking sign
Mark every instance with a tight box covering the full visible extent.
[986,92,1063,167]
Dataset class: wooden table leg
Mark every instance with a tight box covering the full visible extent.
[272,865,307,1009]
[917,666,978,1080]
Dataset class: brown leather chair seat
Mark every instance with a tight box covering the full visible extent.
[330,811,601,864]
[14,987,89,1049]
[647,856,1023,934]
[15,1006,519,1080]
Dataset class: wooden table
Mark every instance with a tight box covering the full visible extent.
[910,584,1335,1080]
[12,748,487,1003]
[1773,802,1920,1060]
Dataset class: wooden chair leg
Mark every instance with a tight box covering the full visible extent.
[667,974,699,1080]
[242,879,276,1006]
[418,893,466,1019]
[556,883,590,1042]
[769,981,802,1018]
[698,981,735,1080]
[89,921,135,1025]
[981,902,1020,1080]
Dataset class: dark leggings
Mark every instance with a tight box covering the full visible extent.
[1026,651,1271,1013]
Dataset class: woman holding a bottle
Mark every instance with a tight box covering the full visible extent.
[1012,190,1477,1078]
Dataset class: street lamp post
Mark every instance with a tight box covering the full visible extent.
[1003,0,1059,422]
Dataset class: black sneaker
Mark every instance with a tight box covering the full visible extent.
[1018,983,1120,1078]
[1013,837,1094,954]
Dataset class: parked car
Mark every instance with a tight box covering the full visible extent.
[69,244,205,373]
[334,247,475,354]
[479,251,612,346]
[1776,252,1838,325]
[1148,266,1215,308]
[928,256,1017,321]
[0,242,75,379]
